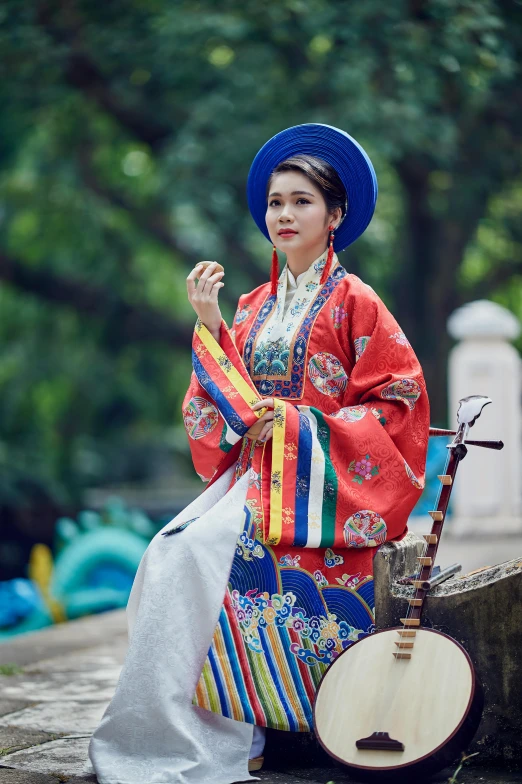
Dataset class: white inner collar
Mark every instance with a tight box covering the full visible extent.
[286,267,308,289]
[271,248,337,324]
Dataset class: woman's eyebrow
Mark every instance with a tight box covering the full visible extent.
[268,190,316,197]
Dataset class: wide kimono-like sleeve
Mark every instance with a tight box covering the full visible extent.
[266,286,430,549]
[181,316,264,482]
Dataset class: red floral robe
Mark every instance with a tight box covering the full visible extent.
[180,253,429,732]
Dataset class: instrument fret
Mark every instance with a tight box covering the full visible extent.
[396,448,459,658]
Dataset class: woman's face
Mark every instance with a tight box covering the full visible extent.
[265,170,339,256]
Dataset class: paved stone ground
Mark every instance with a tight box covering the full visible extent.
[0,608,521,784]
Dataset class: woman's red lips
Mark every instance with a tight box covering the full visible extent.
[278,229,297,235]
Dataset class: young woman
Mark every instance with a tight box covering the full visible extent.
[88,124,429,784]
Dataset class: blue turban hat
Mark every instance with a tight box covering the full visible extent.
[247,123,378,252]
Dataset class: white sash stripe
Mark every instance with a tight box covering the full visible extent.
[298,406,325,548]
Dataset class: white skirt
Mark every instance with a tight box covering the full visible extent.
[86,468,258,784]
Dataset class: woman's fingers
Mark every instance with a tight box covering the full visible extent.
[198,261,221,285]
[200,267,224,286]
[187,264,203,281]
[197,261,218,280]
[258,423,274,442]
[209,282,224,301]
[198,270,225,297]
[257,410,274,423]
[252,398,274,411]
[187,262,225,302]
[186,264,203,299]
[250,410,273,430]
[206,276,225,300]
[194,261,224,277]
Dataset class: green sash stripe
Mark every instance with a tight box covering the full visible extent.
[218,422,234,453]
[312,408,338,547]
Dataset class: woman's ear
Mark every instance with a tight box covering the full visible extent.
[330,206,343,230]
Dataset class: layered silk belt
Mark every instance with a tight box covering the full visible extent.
[193,320,293,547]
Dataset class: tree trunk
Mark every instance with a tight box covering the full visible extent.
[393,160,450,424]
[394,160,477,425]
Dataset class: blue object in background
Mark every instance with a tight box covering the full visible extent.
[412,437,454,518]
[0,496,161,642]
[51,526,149,618]
[0,578,53,639]
[0,579,42,627]
[88,564,136,592]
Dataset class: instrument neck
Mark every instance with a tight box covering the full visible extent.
[409,447,464,623]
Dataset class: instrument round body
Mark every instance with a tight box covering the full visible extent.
[313,627,483,781]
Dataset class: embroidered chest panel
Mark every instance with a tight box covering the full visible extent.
[243,265,347,400]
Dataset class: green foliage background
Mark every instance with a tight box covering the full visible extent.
[0,0,521,554]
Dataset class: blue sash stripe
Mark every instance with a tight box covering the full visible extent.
[192,351,249,437]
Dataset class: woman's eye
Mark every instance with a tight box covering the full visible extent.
[268,197,310,207]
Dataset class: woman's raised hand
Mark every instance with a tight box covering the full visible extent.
[186,261,225,339]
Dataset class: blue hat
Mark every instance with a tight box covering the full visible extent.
[247,123,378,252]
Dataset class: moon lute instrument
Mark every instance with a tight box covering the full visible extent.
[313,396,503,781]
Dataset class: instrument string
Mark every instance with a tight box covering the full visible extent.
[370,438,452,734]
[373,438,453,733]
[394,447,451,666]
[391,447,452,738]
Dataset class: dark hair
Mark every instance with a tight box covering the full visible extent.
[267,154,348,218]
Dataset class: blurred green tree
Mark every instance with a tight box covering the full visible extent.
[0,0,521,537]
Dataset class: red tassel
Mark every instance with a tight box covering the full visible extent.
[320,225,335,285]
[270,245,279,296]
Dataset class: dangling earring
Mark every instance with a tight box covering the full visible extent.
[270,244,279,296]
[320,225,335,285]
